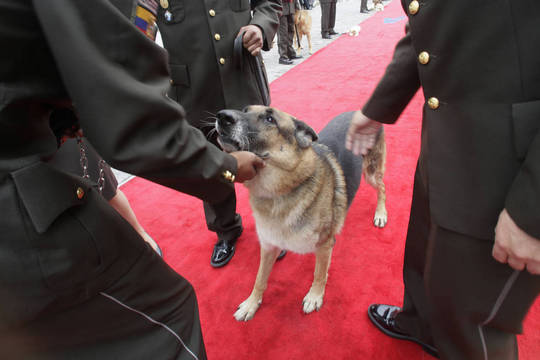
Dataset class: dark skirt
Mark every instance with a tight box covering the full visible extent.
[0,163,206,359]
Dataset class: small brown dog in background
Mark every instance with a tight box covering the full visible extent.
[293,9,313,55]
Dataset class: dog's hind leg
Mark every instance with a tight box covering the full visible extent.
[363,132,388,228]
[234,245,281,321]
[303,240,333,314]
[307,32,313,54]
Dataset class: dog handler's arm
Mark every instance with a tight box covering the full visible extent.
[249,0,282,51]
[361,23,420,124]
[33,0,238,204]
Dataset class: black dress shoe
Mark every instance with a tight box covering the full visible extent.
[211,240,236,268]
[289,54,303,60]
[276,250,287,261]
[279,57,293,65]
[368,304,440,358]
[321,32,332,39]
[360,8,371,13]
[328,29,339,35]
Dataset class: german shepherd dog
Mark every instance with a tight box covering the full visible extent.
[215,106,387,321]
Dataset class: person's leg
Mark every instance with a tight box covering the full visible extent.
[204,190,243,268]
[425,227,540,360]
[392,169,436,346]
[368,168,438,356]
[277,15,292,62]
[329,1,337,33]
[360,0,369,12]
[286,14,299,58]
[320,2,330,36]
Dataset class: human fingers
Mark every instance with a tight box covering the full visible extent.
[236,26,248,39]
[350,134,376,156]
[507,256,526,271]
[525,261,540,275]
[243,30,255,45]
[491,242,509,264]
[252,154,266,170]
[247,43,262,56]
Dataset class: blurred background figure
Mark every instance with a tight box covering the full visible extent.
[320,0,338,39]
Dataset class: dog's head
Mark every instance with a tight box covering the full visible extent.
[215,105,318,160]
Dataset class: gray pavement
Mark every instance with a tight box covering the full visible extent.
[114,0,388,185]
[264,0,384,82]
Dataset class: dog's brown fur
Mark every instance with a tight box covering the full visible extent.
[293,9,313,55]
[215,106,386,321]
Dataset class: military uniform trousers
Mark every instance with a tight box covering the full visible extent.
[394,168,540,359]
[360,0,368,12]
[277,13,296,60]
[320,0,336,34]
[199,132,243,244]
[0,165,206,360]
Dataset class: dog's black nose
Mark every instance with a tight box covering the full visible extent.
[216,109,238,126]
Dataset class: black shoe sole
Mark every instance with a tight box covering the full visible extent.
[210,247,235,268]
[367,306,439,358]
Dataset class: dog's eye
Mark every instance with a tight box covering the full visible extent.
[265,115,275,124]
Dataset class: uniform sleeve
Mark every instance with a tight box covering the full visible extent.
[505,103,540,239]
[362,24,421,124]
[251,0,282,51]
[33,0,237,204]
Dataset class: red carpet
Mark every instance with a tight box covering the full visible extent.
[121,1,539,358]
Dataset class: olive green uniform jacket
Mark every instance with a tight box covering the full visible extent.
[157,0,282,128]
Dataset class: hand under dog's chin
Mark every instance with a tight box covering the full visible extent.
[217,137,239,153]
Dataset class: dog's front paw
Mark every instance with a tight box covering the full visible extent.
[373,209,388,228]
[234,296,262,321]
[302,290,324,314]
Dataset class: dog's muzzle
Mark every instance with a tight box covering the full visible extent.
[215,109,241,152]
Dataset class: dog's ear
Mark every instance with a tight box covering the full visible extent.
[293,118,318,148]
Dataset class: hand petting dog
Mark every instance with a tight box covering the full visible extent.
[230,151,266,182]
[345,111,383,156]
[493,209,540,275]
[237,25,264,56]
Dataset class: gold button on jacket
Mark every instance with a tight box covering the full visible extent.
[219,57,225,65]
[76,187,85,199]
[209,9,216,17]
[222,170,235,183]
[418,51,430,64]
[409,1,419,15]
[428,97,440,109]
[214,33,221,41]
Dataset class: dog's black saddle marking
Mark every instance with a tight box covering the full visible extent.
[313,112,364,207]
